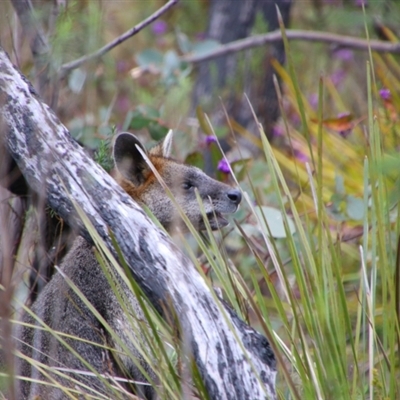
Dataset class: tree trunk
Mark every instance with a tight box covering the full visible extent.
[0,47,277,400]
[192,0,292,152]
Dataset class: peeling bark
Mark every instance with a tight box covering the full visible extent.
[0,47,276,400]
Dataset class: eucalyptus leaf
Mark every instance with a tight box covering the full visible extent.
[346,195,364,220]
[148,122,168,141]
[68,68,86,94]
[192,40,220,56]
[163,50,180,71]
[136,49,163,69]
[196,106,212,135]
[185,152,204,169]
[335,174,345,195]
[137,105,160,119]
[255,206,296,238]
[162,50,181,85]
[129,115,151,130]
[176,30,192,53]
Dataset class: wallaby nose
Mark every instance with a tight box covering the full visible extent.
[227,189,242,205]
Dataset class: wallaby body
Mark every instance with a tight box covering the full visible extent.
[16,132,241,399]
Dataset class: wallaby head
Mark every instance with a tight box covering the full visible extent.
[113,131,241,231]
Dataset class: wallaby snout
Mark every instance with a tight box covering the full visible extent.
[226,188,242,206]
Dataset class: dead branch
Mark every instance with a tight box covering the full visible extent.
[59,0,179,79]
[182,29,400,64]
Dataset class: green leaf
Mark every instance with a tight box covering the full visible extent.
[161,50,181,86]
[135,49,163,69]
[68,68,86,94]
[122,110,134,131]
[137,105,160,119]
[163,50,180,73]
[335,174,345,195]
[379,153,400,178]
[196,106,212,135]
[125,107,162,131]
[185,152,204,169]
[191,40,220,56]
[129,115,151,130]
[255,206,296,238]
[346,195,364,220]
[147,122,168,141]
[176,30,192,54]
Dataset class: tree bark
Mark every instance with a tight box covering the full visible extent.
[191,0,292,176]
[243,0,292,141]
[0,47,276,399]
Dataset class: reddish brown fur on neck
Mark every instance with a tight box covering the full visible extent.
[113,155,166,204]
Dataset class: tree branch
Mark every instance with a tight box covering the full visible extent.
[182,29,400,64]
[0,47,277,400]
[59,0,179,78]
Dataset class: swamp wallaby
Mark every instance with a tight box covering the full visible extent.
[16,131,242,399]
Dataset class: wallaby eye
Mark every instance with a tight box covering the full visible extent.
[182,181,194,190]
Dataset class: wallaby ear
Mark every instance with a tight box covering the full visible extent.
[149,129,173,157]
[113,132,149,186]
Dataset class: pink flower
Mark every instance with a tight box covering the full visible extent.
[333,48,354,61]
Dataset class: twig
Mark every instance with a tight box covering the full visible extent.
[59,0,178,78]
[181,29,400,64]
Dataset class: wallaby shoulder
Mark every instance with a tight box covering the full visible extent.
[18,236,153,399]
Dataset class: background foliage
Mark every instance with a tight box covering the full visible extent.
[2,0,400,398]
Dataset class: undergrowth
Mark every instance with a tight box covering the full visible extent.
[1,3,400,399]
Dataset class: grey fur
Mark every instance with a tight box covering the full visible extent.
[16,132,241,399]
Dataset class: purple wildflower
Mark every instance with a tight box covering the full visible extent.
[116,95,130,113]
[152,20,167,36]
[355,0,367,7]
[217,158,230,174]
[308,93,318,109]
[205,135,217,146]
[272,125,284,138]
[331,69,346,86]
[290,113,301,127]
[339,129,352,139]
[333,48,354,62]
[293,149,309,163]
[116,60,129,74]
[379,88,391,101]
